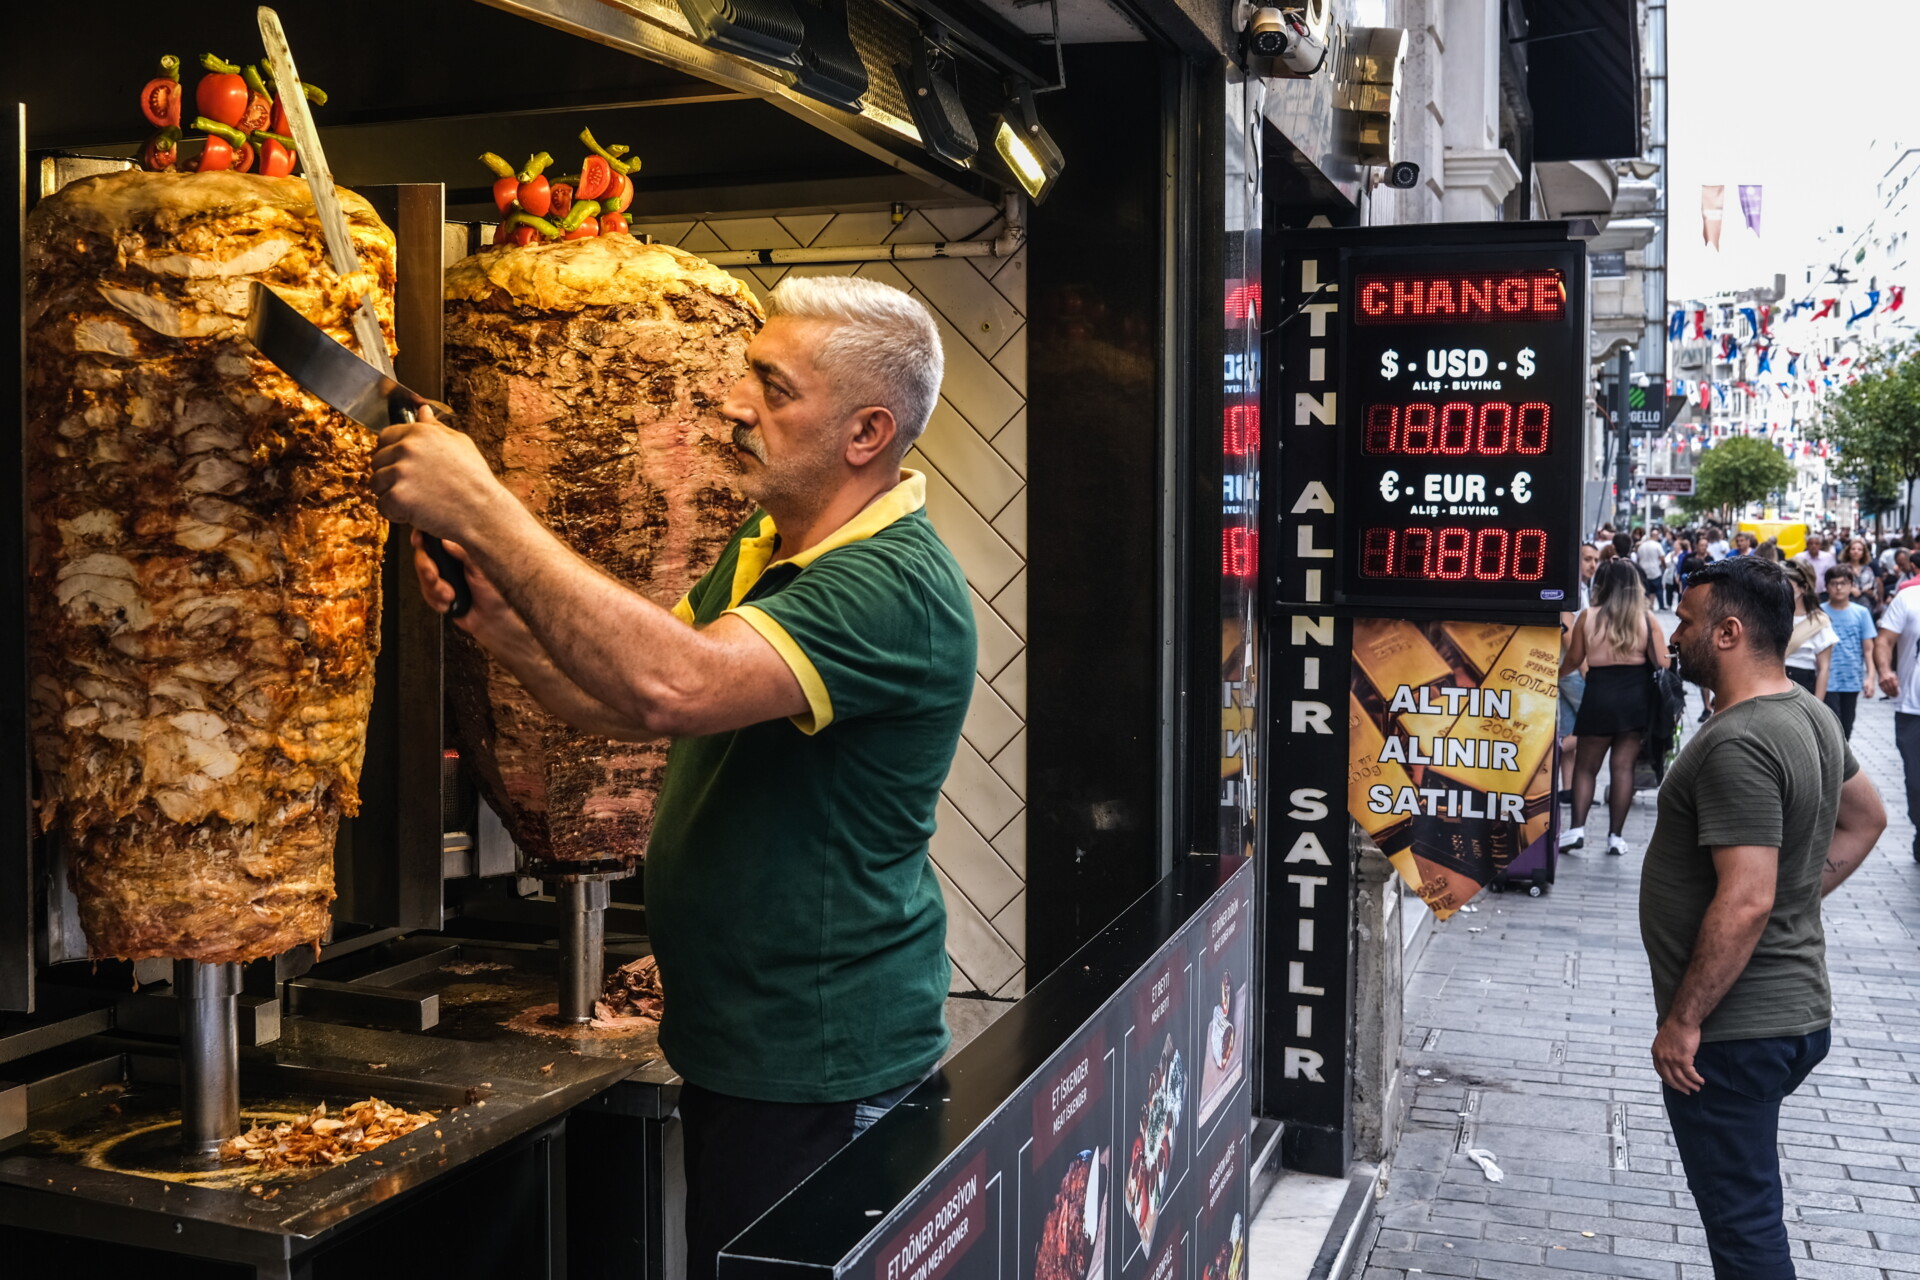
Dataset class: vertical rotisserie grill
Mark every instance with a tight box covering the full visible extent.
[23,169,396,964]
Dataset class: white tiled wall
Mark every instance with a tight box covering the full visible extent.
[628,206,1031,998]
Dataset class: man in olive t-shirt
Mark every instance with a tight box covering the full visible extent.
[1645,556,1885,1280]
[374,275,974,1280]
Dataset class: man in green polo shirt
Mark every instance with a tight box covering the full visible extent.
[369,275,975,1279]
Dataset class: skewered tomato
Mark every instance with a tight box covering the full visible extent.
[239,67,272,134]
[510,225,541,247]
[139,127,181,172]
[197,136,235,172]
[232,141,256,174]
[142,57,183,129]
[600,171,632,213]
[492,176,520,215]
[599,211,629,237]
[196,55,249,127]
[517,174,552,217]
[548,182,574,220]
[563,217,599,240]
[253,132,296,178]
[576,155,611,202]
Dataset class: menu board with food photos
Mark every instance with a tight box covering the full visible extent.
[803,860,1254,1280]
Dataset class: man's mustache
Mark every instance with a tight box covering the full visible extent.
[730,421,768,463]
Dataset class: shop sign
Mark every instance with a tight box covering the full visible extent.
[1644,475,1695,496]
[817,864,1254,1280]
[1627,380,1671,431]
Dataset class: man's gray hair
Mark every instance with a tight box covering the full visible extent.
[767,274,945,454]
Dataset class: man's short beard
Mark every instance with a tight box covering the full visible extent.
[1675,637,1716,689]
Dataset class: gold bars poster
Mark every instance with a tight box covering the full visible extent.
[1348,620,1560,916]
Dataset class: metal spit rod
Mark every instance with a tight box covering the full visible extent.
[554,878,611,1025]
[174,959,241,1157]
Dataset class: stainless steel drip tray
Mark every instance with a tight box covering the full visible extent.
[0,1020,644,1245]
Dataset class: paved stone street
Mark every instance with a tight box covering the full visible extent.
[1358,614,1920,1279]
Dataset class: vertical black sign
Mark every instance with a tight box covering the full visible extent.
[1260,243,1357,1177]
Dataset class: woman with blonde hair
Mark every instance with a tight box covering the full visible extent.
[1558,559,1669,855]
[1782,560,1835,698]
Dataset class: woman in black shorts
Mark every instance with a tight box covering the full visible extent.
[1558,560,1669,855]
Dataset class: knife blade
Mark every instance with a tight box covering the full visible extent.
[245,282,472,617]
[256,5,391,377]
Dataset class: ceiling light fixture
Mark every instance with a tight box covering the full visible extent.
[675,0,867,111]
[992,81,1064,202]
[788,0,869,110]
[897,34,978,165]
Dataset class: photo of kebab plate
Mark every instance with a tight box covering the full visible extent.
[1034,1147,1110,1280]
[1199,1214,1245,1280]
[1123,1035,1186,1250]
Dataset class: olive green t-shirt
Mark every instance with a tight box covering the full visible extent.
[1639,686,1858,1041]
[646,472,976,1103]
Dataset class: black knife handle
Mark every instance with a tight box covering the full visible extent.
[391,399,473,619]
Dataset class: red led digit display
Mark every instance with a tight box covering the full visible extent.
[1359,527,1549,582]
[1362,402,1549,455]
[1222,526,1257,578]
[1355,270,1567,324]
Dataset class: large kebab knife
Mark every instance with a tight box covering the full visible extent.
[254,7,470,617]
[256,6,386,374]
[244,282,474,617]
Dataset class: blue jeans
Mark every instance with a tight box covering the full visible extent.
[1663,1029,1830,1279]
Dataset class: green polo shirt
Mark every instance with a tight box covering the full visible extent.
[646,471,977,1103]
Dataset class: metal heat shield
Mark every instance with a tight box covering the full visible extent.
[1,104,29,1013]
[330,184,448,939]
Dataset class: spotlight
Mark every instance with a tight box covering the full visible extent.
[676,0,803,64]
[897,35,978,165]
[993,81,1065,203]
[789,0,869,111]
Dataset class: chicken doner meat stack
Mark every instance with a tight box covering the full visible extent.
[442,236,761,868]
[24,170,396,963]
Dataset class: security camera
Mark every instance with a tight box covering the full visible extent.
[1246,7,1293,56]
[1384,160,1420,189]
[1240,3,1329,75]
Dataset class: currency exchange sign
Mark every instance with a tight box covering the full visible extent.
[1337,243,1587,611]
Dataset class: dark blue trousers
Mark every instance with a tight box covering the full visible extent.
[1662,1028,1830,1279]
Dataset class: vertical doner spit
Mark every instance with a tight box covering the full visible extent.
[441,234,763,1023]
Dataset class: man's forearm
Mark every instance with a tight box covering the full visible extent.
[1822,833,1874,896]
[1667,897,1770,1029]
[463,495,704,726]
[480,619,654,741]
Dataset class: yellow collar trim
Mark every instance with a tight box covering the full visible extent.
[725,471,926,608]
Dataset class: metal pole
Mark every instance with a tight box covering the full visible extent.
[554,878,610,1025]
[174,959,240,1158]
[1614,350,1634,527]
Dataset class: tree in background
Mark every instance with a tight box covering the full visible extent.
[1682,436,1797,519]
[1817,342,1920,532]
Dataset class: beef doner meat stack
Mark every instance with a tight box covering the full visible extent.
[443,234,761,866]
[24,169,396,963]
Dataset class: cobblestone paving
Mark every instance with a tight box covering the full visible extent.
[1359,621,1920,1279]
